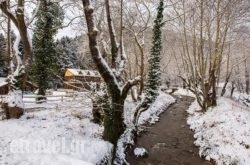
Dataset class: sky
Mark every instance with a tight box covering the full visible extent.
[0,0,83,39]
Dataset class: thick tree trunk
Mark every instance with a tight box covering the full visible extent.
[2,103,24,119]
[16,2,32,91]
[2,90,24,119]
[83,0,126,145]
[1,0,33,119]
[19,27,32,66]
[103,99,125,144]
[82,2,140,163]
[1,1,24,118]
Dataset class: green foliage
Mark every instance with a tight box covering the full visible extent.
[55,36,81,69]
[142,0,164,107]
[31,1,63,96]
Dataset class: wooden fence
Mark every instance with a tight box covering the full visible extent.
[0,92,87,104]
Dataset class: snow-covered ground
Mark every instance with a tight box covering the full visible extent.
[187,97,250,165]
[173,87,250,164]
[0,91,175,164]
[0,93,112,165]
[124,92,176,126]
[137,93,176,125]
[232,92,250,107]
[173,88,195,97]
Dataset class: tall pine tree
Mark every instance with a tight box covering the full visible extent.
[142,0,164,107]
[32,0,63,98]
[55,36,79,69]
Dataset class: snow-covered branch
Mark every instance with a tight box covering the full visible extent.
[0,1,18,27]
[105,0,119,69]
[82,0,120,93]
[121,76,141,99]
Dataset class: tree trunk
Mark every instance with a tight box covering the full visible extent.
[230,82,235,97]
[6,0,11,76]
[19,27,32,67]
[131,87,138,102]
[245,59,249,94]
[2,90,24,119]
[210,72,217,106]
[221,72,231,96]
[105,0,118,69]
[82,2,140,162]
[3,103,24,119]
[103,99,125,144]
[17,6,32,91]
[1,0,33,119]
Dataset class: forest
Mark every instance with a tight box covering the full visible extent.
[0,0,249,164]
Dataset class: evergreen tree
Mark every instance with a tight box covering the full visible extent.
[31,0,63,98]
[142,0,164,107]
[55,36,79,69]
[55,35,97,70]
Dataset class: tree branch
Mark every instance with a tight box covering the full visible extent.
[105,0,119,69]
[26,0,41,26]
[121,76,141,99]
[0,1,18,27]
[82,0,120,95]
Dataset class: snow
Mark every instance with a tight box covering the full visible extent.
[0,93,112,164]
[114,128,135,165]
[0,77,7,87]
[67,68,100,77]
[232,92,250,107]
[134,147,148,157]
[138,92,176,125]
[124,92,175,126]
[6,90,24,108]
[0,89,175,164]
[173,88,196,97]
[187,97,250,165]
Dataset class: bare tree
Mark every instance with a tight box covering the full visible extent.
[167,0,250,110]
[81,0,140,158]
[0,0,40,118]
[123,0,155,97]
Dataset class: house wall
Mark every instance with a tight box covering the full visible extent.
[65,70,74,77]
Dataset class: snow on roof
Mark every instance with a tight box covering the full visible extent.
[0,77,7,87]
[67,69,100,77]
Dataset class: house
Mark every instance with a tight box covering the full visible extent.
[64,68,102,91]
[0,77,37,95]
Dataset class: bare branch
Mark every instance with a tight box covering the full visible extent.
[121,76,141,99]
